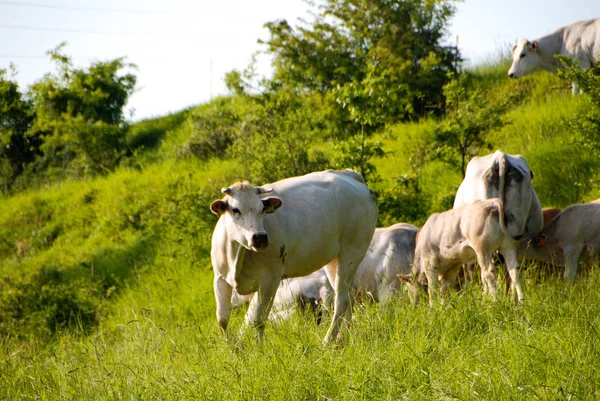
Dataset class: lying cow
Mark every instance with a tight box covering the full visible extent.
[210,169,377,343]
[230,269,334,323]
[453,151,543,302]
[354,223,418,305]
[508,18,600,94]
[408,198,519,305]
[519,200,600,281]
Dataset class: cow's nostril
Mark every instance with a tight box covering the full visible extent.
[252,232,269,248]
[508,73,514,78]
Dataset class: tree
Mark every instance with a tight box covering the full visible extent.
[260,0,460,129]
[28,43,137,177]
[333,127,385,183]
[428,72,506,177]
[557,56,600,150]
[0,66,39,191]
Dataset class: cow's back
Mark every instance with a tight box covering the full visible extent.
[549,202,600,249]
[354,223,417,301]
[561,18,600,64]
[245,170,378,279]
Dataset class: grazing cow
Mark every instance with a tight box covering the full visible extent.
[519,200,600,281]
[210,169,377,343]
[453,151,543,301]
[230,269,334,323]
[353,223,418,305]
[508,18,600,94]
[407,199,517,305]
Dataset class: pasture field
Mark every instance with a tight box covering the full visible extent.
[1,65,600,400]
[2,266,600,400]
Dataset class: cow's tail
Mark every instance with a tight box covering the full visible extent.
[496,153,510,235]
[498,153,507,207]
[495,198,510,237]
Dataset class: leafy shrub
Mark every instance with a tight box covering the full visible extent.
[377,175,430,227]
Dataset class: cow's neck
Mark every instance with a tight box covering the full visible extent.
[536,32,564,73]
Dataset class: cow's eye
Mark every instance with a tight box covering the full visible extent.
[232,208,241,215]
[520,53,526,59]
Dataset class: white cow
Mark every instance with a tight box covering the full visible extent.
[519,200,600,281]
[453,151,543,301]
[210,169,377,343]
[230,269,334,323]
[408,199,517,305]
[508,18,600,94]
[233,223,417,316]
[354,223,418,305]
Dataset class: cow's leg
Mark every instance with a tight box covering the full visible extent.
[423,257,439,306]
[214,275,233,334]
[563,244,584,281]
[378,261,401,307]
[440,265,460,297]
[477,253,497,298]
[502,248,523,302]
[323,254,359,344]
[244,277,280,341]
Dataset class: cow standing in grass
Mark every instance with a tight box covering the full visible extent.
[453,151,543,302]
[519,200,600,281]
[407,199,517,305]
[210,169,377,343]
[508,18,600,94]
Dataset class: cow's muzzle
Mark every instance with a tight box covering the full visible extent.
[251,232,269,250]
[512,232,526,241]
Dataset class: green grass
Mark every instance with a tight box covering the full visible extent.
[2,269,600,400]
[1,61,600,399]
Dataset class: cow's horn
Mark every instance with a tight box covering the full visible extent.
[256,186,273,194]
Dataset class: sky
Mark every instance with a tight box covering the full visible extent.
[1,0,600,121]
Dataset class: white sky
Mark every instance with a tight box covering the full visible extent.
[1,0,600,121]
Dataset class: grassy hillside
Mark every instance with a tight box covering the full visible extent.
[1,64,600,399]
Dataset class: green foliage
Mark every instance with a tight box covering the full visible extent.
[428,72,507,176]
[377,174,430,226]
[557,56,600,150]
[261,0,460,127]
[334,128,385,183]
[0,66,39,191]
[180,97,240,160]
[526,141,599,208]
[27,43,136,180]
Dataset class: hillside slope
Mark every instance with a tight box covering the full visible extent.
[0,64,598,342]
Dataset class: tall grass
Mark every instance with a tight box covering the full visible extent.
[2,268,599,400]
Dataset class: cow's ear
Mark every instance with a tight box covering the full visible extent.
[221,187,231,195]
[210,200,228,216]
[531,41,538,51]
[262,197,282,213]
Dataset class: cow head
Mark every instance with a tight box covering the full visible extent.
[484,155,534,240]
[210,182,282,252]
[508,38,541,78]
